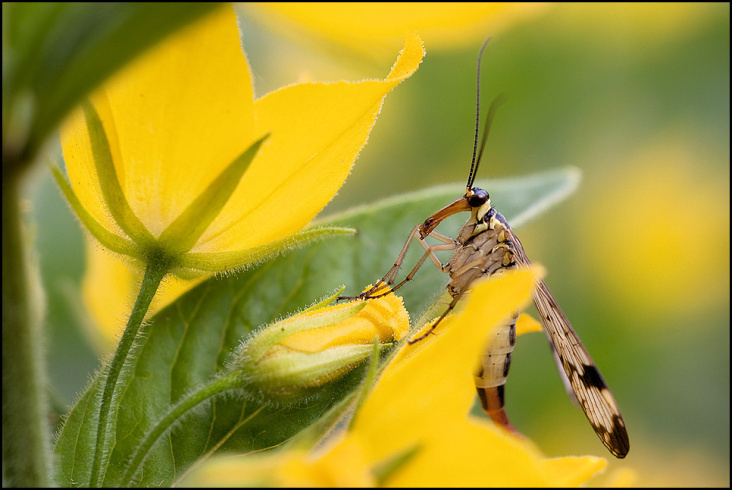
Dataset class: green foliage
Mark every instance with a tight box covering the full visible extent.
[53,168,578,486]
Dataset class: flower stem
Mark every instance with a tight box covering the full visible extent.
[2,178,51,487]
[89,259,169,487]
[120,371,241,486]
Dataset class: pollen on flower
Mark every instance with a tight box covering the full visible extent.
[358,285,410,342]
[279,285,409,352]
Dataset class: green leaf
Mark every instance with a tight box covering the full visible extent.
[2,3,223,170]
[53,167,578,486]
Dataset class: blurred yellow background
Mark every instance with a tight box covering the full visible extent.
[31,3,728,487]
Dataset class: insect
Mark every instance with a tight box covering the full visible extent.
[341,39,630,458]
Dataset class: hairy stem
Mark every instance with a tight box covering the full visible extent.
[120,371,241,486]
[89,259,168,487]
[2,177,51,486]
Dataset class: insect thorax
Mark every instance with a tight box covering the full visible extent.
[446,208,517,298]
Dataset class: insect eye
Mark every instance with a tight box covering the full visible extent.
[468,188,489,207]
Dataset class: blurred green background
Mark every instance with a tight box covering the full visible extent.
[26,3,728,487]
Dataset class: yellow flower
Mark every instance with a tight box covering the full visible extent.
[55,6,424,280]
[181,268,607,486]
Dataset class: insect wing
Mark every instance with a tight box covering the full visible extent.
[509,230,630,458]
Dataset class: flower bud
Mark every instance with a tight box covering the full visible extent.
[234,286,409,399]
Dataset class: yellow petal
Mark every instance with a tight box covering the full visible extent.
[280,433,375,487]
[180,451,296,487]
[384,417,551,487]
[516,312,543,335]
[181,434,375,487]
[61,7,256,239]
[194,33,424,253]
[351,268,540,475]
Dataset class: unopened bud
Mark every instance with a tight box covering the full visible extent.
[233,286,408,399]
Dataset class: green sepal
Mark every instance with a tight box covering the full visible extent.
[301,286,347,313]
[49,163,139,258]
[177,225,356,275]
[249,343,379,395]
[82,99,155,246]
[281,336,386,452]
[157,134,270,253]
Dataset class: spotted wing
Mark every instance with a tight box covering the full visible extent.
[508,229,630,458]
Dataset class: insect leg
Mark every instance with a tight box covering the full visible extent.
[339,225,422,300]
[342,227,458,300]
[424,230,457,245]
[407,290,465,344]
[378,234,457,297]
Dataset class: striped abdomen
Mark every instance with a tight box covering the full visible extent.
[474,313,518,429]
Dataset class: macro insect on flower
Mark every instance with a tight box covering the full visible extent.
[341,39,630,459]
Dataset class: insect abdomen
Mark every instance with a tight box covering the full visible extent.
[474,314,518,430]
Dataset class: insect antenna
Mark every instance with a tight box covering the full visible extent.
[466,38,490,190]
[466,38,506,191]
